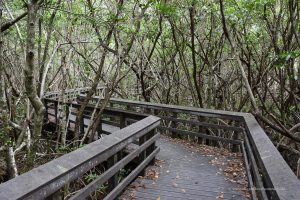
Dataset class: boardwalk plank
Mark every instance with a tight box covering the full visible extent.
[121,135,247,200]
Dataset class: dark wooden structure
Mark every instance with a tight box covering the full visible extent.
[0,88,299,200]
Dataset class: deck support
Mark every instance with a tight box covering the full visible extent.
[107,154,118,192]
[139,134,147,176]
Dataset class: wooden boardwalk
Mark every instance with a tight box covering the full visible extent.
[121,135,247,200]
[2,89,300,200]
[39,90,300,200]
[47,106,248,199]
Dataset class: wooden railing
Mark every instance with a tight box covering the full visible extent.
[43,87,106,102]
[0,115,160,200]
[1,87,299,200]
[78,95,300,200]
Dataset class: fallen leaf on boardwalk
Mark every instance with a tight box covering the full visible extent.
[172,182,178,187]
[216,192,224,199]
[145,169,160,180]
[181,189,186,192]
[156,196,160,200]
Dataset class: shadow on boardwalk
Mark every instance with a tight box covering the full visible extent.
[121,135,248,200]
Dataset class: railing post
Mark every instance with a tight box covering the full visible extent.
[80,116,84,135]
[144,107,151,114]
[54,101,58,125]
[107,154,118,192]
[171,112,178,138]
[139,134,147,176]
[97,116,102,135]
[297,158,300,179]
[198,116,205,144]
[109,103,114,122]
[65,104,70,129]
[120,113,125,128]
[232,131,240,152]
[146,129,156,165]
[126,105,132,111]
[44,99,49,123]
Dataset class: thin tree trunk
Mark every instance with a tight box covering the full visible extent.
[24,0,45,168]
[219,0,259,113]
[189,2,203,108]
[38,0,62,96]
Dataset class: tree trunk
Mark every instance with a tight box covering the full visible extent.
[24,0,45,168]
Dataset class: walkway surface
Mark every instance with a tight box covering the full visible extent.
[121,135,248,200]
[47,107,248,199]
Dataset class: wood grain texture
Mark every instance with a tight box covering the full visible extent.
[121,135,247,200]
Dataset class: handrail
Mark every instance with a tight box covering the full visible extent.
[5,87,299,200]
[0,115,161,200]
[243,114,300,200]
[43,87,106,101]
[96,97,300,200]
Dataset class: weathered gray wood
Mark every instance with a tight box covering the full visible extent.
[70,133,160,200]
[120,113,126,128]
[0,116,160,200]
[107,154,118,192]
[159,115,244,132]
[244,114,300,200]
[121,137,247,200]
[171,112,178,138]
[108,97,245,120]
[241,142,257,200]
[159,126,241,145]
[104,147,160,200]
[139,134,147,176]
[42,90,300,200]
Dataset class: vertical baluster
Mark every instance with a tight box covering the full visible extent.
[107,154,118,192]
[66,104,70,129]
[146,129,156,165]
[171,112,178,138]
[54,101,58,125]
[198,116,205,144]
[80,115,84,136]
[139,134,147,176]
[120,113,125,128]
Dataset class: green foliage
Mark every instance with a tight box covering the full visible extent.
[156,3,177,17]
[84,172,98,183]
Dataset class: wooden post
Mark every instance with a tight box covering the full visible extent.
[97,116,102,135]
[120,113,125,128]
[144,107,151,114]
[54,101,58,125]
[126,105,132,111]
[139,135,147,176]
[171,112,178,138]
[297,158,300,179]
[107,154,118,192]
[80,116,84,136]
[198,116,205,144]
[109,103,114,122]
[232,131,240,152]
[146,129,156,165]
[65,105,70,129]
